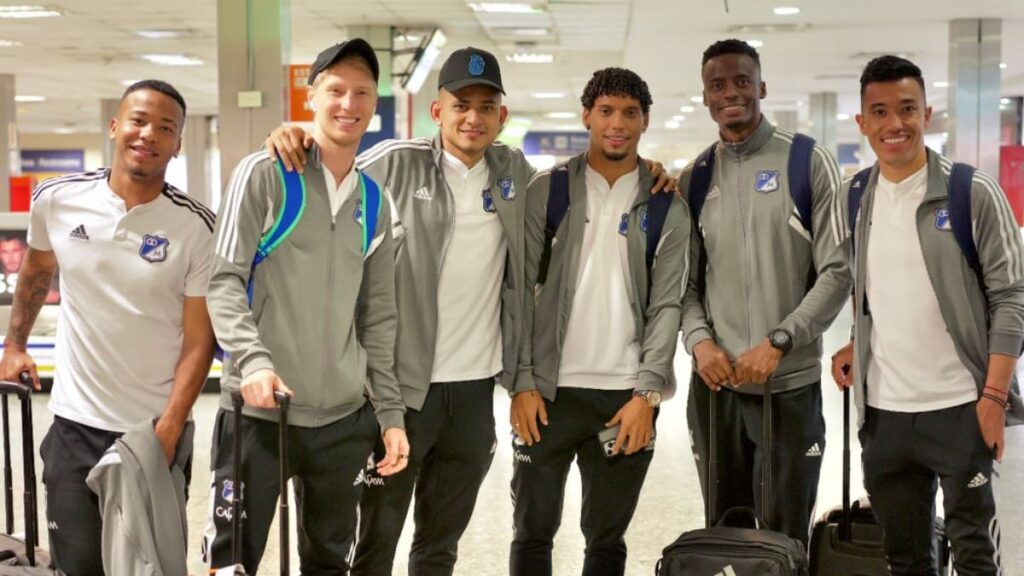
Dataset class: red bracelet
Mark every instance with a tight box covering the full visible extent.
[984,386,1009,399]
[982,393,1008,409]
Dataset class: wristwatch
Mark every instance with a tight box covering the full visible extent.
[633,390,662,408]
[767,328,793,355]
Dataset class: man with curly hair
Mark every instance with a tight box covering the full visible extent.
[510,67,690,576]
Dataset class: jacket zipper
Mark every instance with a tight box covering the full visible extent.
[734,153,755,350]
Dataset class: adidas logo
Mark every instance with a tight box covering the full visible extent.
[716,566,737,576]
[968,472,989,489]
[805,442,822,457]
[69,224,89,241]
[413,187,432,201]
[852,180,862,189]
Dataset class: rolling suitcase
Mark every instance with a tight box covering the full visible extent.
[214,390,292,576]
[809,387,951,575]
[0,374,60,574]
[656,379,808,575]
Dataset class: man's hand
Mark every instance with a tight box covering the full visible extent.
[830,342,854,391]
[0,345,39,390]
[692,339,733,391]
[643,159,679,196]
[154,416,183,465]
[376,427,410,476]
[977,396,1006,462]
[265,125,314,173]
[510,389,548,446]
[239,368,293,409]
[606,396,655,456]
[733,338,783,387]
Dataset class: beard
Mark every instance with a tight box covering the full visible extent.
[600,147,629,162]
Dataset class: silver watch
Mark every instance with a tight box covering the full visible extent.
[633,390,662,408]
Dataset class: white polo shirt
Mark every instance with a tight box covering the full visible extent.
[865,164,977,412]
[431,151,506,382]
[28,169,214,432]
[558,166,640,390]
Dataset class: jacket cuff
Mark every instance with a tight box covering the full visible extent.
[376,408,405,432]
[513,369,538,394]
[989,331,1024,358]
[684,329,713,354]
[636,371,665,392]
[238,353,275,380]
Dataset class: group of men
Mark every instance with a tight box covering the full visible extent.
[0,31,1016,576]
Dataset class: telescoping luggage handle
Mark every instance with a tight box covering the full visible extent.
[230,389,291,576]
[707,378,774,530]
[0,372,39,567]
[840,384,852,541]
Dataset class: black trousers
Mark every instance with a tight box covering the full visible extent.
[352,378,497,576]
[862,402,1001,576]
[509,388,654,576]
[40,416,193,576]
[204,403,377,575]
[687,378,825,545]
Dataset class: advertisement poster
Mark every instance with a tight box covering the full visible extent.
[0,229,60,305]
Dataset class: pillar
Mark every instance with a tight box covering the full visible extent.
[947,18,1001,176]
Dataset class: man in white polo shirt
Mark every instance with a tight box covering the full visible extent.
[0,80,215,575]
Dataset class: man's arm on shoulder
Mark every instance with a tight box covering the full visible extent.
[774,145,852,348]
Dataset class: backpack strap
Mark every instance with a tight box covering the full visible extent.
[360,172,382,256]
[645,193,673,275]
[247,163,308,305]
[538,166,570,285]
[948,162,984,290]
[847,167,872,258]
[687,143,718,226]
[787,133,816,234]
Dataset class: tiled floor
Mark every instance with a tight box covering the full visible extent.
[4,311,1022,575]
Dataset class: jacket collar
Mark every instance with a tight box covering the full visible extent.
[430,132,510,185]
[866,147,946,203]
[568,152,654,209]
[719,116,775,160]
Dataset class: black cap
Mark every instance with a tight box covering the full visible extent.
[437,47,505,94]
[308,38,380,86]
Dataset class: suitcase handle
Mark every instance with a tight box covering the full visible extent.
[0,372,38,567]
[715,506,766,530]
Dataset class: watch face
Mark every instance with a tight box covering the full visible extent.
[649,391,662,407]
[770,330,792,351]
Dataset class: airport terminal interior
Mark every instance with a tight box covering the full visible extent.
[0,0,1020,574]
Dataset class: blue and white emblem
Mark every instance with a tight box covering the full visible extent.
[482,189,496,213]
[618,213,630,236]
[639,207,649,232]
[468,54,486,76]
[222,479,235,503]
[754,170,780,193]
[935,208,952,231]
[354,200,363,226]
[139,234,168,263]
[498,176,516,200]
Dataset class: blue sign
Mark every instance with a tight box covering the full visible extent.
[21,150,84,174]
[523,131,590,156]
[357,96,396,155]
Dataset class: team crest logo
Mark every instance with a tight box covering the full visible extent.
[468,54,486,76]
[139,234,169,263]
[754,170,780,193]
[221,479,242,503]
[498,176,516,200]
[640,207,649,232]
[354,200,363,226]
[482,189,496,213]
[618,213,629,236]
[935,208,952,231]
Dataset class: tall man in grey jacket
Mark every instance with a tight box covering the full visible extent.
[831,55,1023,576]
[510,67,690,576]
[680,39,850,544]
[204,39,408,574]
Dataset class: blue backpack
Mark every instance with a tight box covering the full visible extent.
[537,165,674,304]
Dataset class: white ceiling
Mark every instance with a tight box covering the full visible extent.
[2,0,1023,165]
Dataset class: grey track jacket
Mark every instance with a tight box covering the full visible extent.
[356,134,534,409]
[520,154,691,401]
[680,119,851,394]
[834,149,1024,426]
[209,145,404,430]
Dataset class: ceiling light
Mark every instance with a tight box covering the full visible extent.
[0,39,21,47]
[746,39,765,48]
[120,79,141,87]
[0,5,62,18]
[664,120,681,129]
[468,2,543,13]
[773,6,800,15]
[140,54,204,66]
[54,127,75,134]
[933,81,949,88]
[532,92,566,99]
[136,29,186,39]
[394,34,422,43]
[672,115,686,122]
[1001,97,1012,105]
[1000,62,1008,70]
[690,96,703,103]
[836,113,851,121]
[510,28,551,37]
[544,112,575,119]
[506,53,553,64]
[679,105,695,113]
[15,95,45,103]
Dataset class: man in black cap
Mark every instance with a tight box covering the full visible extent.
[204,38,408,574]
[266,46,676,576]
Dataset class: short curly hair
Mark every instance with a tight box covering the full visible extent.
[580,67,653,115]
[859,55,926,100]
[702,39,760,69]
